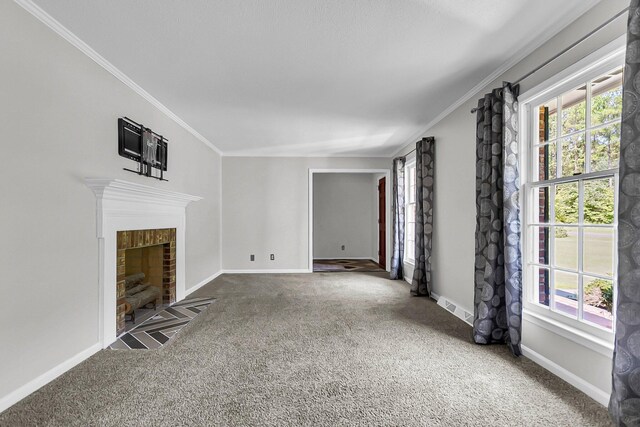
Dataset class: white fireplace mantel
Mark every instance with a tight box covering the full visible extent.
[85,178,202,347]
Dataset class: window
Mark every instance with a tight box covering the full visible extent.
[405,160,416,262]
[525,63,622,332]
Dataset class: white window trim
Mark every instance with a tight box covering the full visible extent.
[404,154,417,265]
[518,35,625,352]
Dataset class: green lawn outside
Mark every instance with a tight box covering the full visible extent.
[553,227,614,290]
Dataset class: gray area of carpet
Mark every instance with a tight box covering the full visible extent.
[1,273,610,426]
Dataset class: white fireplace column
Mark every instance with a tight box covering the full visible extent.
[85,179,202,348]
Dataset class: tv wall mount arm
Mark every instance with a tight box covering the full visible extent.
[122,116,168,182]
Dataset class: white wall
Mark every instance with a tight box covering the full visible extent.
[313,173,376,259]
[0,1,221,408]
[393,0,628,402]
[222,157,389,271]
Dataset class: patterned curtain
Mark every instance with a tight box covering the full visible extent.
[610,1,640,422]
[411,137,435,297]
[472,83,522,357]
[390,157,406,280]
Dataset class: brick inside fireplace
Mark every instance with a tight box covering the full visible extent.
[116,228,176,335]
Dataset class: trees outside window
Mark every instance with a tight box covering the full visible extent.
[528,66,622,330]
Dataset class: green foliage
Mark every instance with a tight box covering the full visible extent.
[584,179,615,224]
[545,85,620,225]
[554,183,578,224]
[584,278,613,311]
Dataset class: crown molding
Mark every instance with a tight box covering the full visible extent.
[14,0,223,156]
[222,151,393,158]
[390,0,602,159]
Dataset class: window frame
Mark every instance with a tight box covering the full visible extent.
[519,37,625,348]
[404,156,416,264]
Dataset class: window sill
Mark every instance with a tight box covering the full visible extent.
[522,307,613,357]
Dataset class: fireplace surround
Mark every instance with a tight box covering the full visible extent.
[86,179,201,347]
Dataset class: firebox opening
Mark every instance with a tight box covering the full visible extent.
[116,228,177,336]
[123,246,166,331]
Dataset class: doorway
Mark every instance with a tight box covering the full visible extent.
[378,177,386,269]
[308,169,390,273]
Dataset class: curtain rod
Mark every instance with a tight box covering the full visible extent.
[398,137,436,157]
[470,6,629,114]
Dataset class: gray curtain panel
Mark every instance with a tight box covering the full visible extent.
[472,83,522,357]
[411,137,435,297]
[390,156,406,280]
[610,1,640,423]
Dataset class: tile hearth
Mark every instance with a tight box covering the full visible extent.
[109,297,215,350]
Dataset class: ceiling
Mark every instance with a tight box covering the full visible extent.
[30,0,599,157]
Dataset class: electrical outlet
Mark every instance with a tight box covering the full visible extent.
[250,254,255,261]
[270,254,275,260]
[341,245,345,250]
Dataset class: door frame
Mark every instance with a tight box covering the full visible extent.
[308,168,391,273]
[377,176,386,269]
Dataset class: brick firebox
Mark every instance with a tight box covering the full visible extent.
[116,228,176,335]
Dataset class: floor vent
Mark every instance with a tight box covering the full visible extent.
[433,293,473,327]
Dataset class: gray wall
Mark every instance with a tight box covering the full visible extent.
[0,2,222,403]
[222,157,389,271]
[313,173,377,259]
[393,0,627,399]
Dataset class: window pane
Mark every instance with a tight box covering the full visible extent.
[536,143,556,181]
[554,182,578,224]
[583,227,615,277]
[408,167,416,203]
[554,271,578,318]
[533,226,550,265]
[538,99,557,143]
[560,133,585,177]
[535,266,550,306]
[561,87,586,136]
[583,276,613,329]
[554,227,578,270]
[406,238,415,260]
[533,187,550,223]
[584,178,615,224]
[591,69,623,127]
[591,122,620,172]
[406,204,415,224]
[406,222,415,242]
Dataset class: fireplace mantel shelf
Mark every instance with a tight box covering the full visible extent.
[85,178,202,207]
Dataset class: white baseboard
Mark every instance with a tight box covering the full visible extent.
[0,342,102,413]
[222,269,311,274]
[186,270,223,296]
[429,293,609,406]
[435,294,474,326]
[521,345,610,406]
[0,269,223,415]
[314,257,377,260]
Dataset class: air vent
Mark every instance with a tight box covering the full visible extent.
[435,295,473,327]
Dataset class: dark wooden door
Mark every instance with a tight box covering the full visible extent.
[378,177,386,269]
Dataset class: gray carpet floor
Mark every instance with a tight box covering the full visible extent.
[0,273,611,426]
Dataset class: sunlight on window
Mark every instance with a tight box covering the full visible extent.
[405,163,416,261]
[528,66,622,330]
